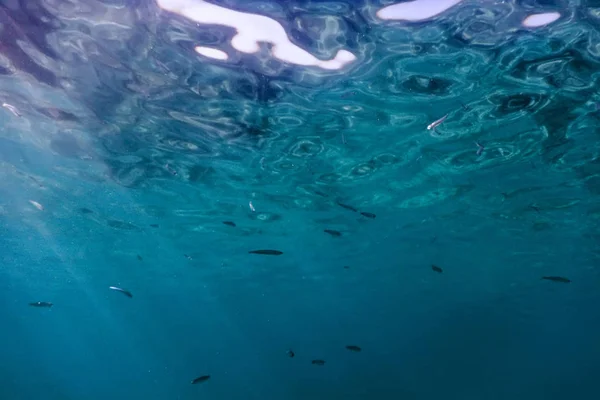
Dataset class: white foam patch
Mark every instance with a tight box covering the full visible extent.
[522,12,561,28]
[376,0,464,22]
[194,46,228,60]
[156,0,356,70]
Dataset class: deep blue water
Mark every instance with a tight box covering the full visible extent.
[1,0,600,399]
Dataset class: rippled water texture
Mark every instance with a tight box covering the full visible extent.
[1,0,600,399]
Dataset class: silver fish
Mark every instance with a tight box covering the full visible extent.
[109,286,133,298]
[427,114,448,131]
[475,141,484,156]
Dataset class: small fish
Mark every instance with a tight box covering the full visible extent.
[184,254,193,260]
[311,359,325,366]
[341,132,347,145]
[2,102,21,117]
[249,201,255,212]
[529,204,541,213]
[324,229,342,237]
[79,207,93,214]
[191,375,210,385]
[107,220,139,231]
[248,249,283,256]
[360,212,376,219]
[542,276,571,283]
[29,301,53,308]
[345,345,361,352]
[137,254,143,261]
[109,286,133,298]
[150,224,159,228]
[426,113,448,131]
[337,202,358,212]
[287,349,295,358]
[431,265,443,273]
[29,200,44,211]
[222,221,236,227]
[165,164,177,175]
[343,266,350,269]
[475,141,484,156]
[341,90,357,99]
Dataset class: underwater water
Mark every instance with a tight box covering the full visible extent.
[1,0,600,398]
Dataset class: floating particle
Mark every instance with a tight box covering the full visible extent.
[29,301,53,308]
[431,265,443,273]
[542,276,570,283]
[248,249,283,256]
[29,200,44,211]
[249,201,255,212]
[191,375,210,384]
[109,286,133,298]
[324,229,342,237]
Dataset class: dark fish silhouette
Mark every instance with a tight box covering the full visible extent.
[431,265,443,273]
[343,265,350,269]
[29,301,52,308]
[249,249,283,256]
[345,345,361,352]
[222,221,236,227]
[78,207,93,214]
[109,286,133,298]
[360,212,376,219]
[287,349,295,358]
[184,254,193,260]
[311,359,325,366]
[149,224,159,228]
[191,375,210,384]
[336,202,358,212]
[324,229,342,237]
[542,276,571,283]
[137,254,143,261]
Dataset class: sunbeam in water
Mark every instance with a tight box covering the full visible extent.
[1,0,599,399]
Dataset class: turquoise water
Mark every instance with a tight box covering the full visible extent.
[1,0,600,399]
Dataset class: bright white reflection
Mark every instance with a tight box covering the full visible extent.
[376,0,464,22]
[156,0,356,70]
[522,12,561,28]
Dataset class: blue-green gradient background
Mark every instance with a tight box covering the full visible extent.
[1,0,599,399]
